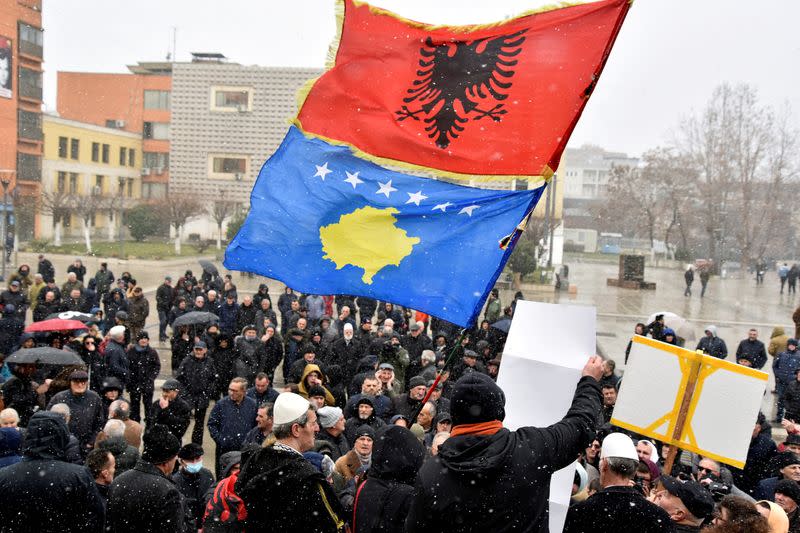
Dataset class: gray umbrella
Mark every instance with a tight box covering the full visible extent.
[491,317,513,334]
[199,260,219,276]
[6,347,84,366]
[172,311,219,328]
[46,311,96,323]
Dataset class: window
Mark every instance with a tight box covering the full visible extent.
[96,175,104,193]
[18,23,43,58]
[213,157,246,174]
[143,122,170,140]
[70,138,79,160]
[102,144,110,163]
[57,171,66,193]
[119,147,127,166]
[16,152,41,181]
[58,137,68,158]
[127,179,134,197]
[91,142,100,162]
[69,173,78,194]
[128,149,135,167]
[143,151,169,169]
[143,90,170,110]
[18,68,43,101]
[211,86,252,111]
[17,109,42,141]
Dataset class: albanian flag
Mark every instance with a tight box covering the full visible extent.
[296,0,632,181]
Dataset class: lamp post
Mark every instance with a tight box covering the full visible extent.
[118,177,125,260]
[0,178,9,282]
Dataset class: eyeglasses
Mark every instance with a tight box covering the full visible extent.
[698,467,716,474]
[589,443,601,449]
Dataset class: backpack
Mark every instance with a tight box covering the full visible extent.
[202,473,247,532]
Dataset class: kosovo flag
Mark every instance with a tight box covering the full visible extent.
[224,127,542,327]
[297,0,631,180]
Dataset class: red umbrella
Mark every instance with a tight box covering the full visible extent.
[25,318,88,333]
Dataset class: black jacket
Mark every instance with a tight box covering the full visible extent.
[236,445,346,532]
[173,467,216,530]
[47,389,105,452]
[105,339,129,386]
[98,436,140,475]
[126,345,160,390]
[316,429,350,461]
[354,426,425,533]
[730,431,778,495]
[148,396,192,441]
[406,376,602,533]
[564,486,674,532]
[0,411,105,532]
[108,460,186,532]
[736,338,768,369]
[176,354,218,409]
[156,283,175,312]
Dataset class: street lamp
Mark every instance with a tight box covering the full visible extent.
[0,178,10,282]
[118,177,125,259]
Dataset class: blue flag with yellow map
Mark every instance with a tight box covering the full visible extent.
[224,126,543,327]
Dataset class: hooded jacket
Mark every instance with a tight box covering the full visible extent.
[297,363,337,406]
[406,376,601,533]
[353,426,425,533]
[775,345,800,386]
[695,326,728,359]
[345,396,386,447]
[236,445,345,532]
[0,411,105,532]
[770,327,791,357]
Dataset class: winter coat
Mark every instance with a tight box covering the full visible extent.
[564,486,673,532]
[736,338,768,369]
[253,286,271,307]
[234,334,264,383]
[218,302,239,334]
[236,445,346,532]
[208,396,258,452]
[127,294,149,327]
[784,381,800,421]
[212,339,238,395]
[696,331,728,359]
[331,336,365,381]
[0,315,24,355]
[103,289,128,326]
[345,413,386,448]
[255,308,279,334]
[236,303,258,333]
[345,393,395,422]
[0,427,22,468]
[93,269,115,295]
[173,467,216,530]
[105,338,129,386]
[47,388,105,452]
[353,426,425,533]
[1,375,40,426]
[108,459,186,532]
[176,354,218,409]
[731,431,778,495]
[148,396,192,442]
[0,412,105,532]
[316,429,350,461]
[126,344,160,391]
[245,385,279,405]
[98,436,140,475]
[156,283,175,312]
[770,327,791,357]
[775,348,800,386]
[203,471,247,532]
[0,288,28,319]
[406,376,602,533]
[38,258,55,283]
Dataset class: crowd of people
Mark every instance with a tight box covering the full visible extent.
[0,256,797,532]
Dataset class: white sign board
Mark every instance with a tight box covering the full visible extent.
[497,300,596,533]
[612,336,768,468]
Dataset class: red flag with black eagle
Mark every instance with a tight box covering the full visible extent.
[296,0,631,181]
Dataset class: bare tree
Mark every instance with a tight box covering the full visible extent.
[39,190,72,246]
[159,195,203,255]
[70,192,107,253]
[208,190,237,250]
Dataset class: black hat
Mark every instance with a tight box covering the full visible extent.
[355,425,375,441]
[450,372,506,426]
[408,376,426,389]
[115,311,128,321]
[307,385,327,398]
[786,434,800,446]
[356,396,375,409]
[436,412,452,424]
[101,377,123,394]
[69,369,89,381]
[136,330,149,340]
[178,442,204,460]
[142,424,180,464]
[660,475,715,520]
[772,451,800,473]
[219,451,242,477]
[361,316,372,324]
[775,479,800,503]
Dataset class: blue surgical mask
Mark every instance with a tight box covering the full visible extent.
[185,461,203,474]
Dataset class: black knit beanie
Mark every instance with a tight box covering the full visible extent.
[450,372,506,426]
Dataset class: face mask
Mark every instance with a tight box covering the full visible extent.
[185,461,203,474]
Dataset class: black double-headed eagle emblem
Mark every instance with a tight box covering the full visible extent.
[396,29,526,149]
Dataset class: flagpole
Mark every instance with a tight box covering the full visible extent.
[410,327,470,424]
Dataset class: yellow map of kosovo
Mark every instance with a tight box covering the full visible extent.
[320,206,420,284]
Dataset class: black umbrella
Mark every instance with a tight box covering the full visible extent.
[6,347,84,366]
[172,311,219,328]
[199,260,219,276]
[46,311,96,323]
[490,317,513,334]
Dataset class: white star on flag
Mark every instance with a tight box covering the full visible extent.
[406,191,428,206]
[314,162,332,181]
[459,205,480,216]
[432,202,453,212]
[376,180,398,198]
[344,171,363,189]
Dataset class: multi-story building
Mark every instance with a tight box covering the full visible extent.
[170,54,321,237]
[561,144,639,230]
[40,114,142,241]
[0,0,44,240]
[56,61,171,200]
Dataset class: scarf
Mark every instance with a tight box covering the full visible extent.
[449,420,504,438]
[355,451,371,469]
